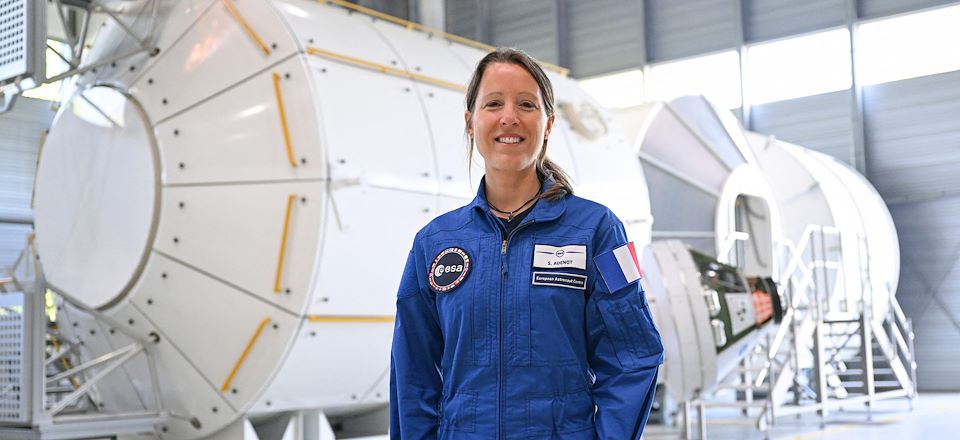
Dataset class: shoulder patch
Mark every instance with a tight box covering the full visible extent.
[429,247,471,293]
[594,242,642,293]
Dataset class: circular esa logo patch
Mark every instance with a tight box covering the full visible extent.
[429,247,471,293]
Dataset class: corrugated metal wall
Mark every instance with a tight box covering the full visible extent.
[751,91,856,165]
[568,0,645,78]
[0,97,53,269]
[863,69,960,390]
[645,0,738,62]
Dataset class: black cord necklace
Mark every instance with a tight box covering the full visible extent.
[488,183,542,222]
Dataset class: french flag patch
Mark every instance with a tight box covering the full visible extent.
[594,242,642,293]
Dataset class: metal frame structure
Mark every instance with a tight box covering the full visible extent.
[0,0,160,115]
[678,224,917,439]
[0,236,168,439]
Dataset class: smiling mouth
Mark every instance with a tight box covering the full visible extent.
[495,136,525,144]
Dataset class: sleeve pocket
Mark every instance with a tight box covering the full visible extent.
[597,292,664,371]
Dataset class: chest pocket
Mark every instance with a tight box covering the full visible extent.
[511,236,590,366]
[432,236,494,366]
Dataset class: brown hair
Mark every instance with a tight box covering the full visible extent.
[464,48,574,201]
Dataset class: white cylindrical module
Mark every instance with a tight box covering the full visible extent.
[33,0,652,437]
[747,133,900,324]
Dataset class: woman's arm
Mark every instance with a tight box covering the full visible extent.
[586,217,664,439]
[390,249,444,439]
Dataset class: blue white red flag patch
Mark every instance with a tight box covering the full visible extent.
[594,242,642,293]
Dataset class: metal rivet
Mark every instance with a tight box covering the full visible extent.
[90,329,95,335]
[300,197,307,203]
[147,299,153,305]
[231,388,238,394]
[173,237,179,244]
[147,78,154,85]
[272,323,279,330]
[161,427,168,433]
[308,38,315,44]
[178,202,185,209]
[321,67,327,73]
[178,162,185,169]
[271,43,278,49]
[212,407,218,413]
[337,159,346,164]
[110,62,116,68]
[162,98,168,105]
[285,288,291,295]
[129,65,136,72]
[284,73,291,79]
[300,157,307,165]
[266,401,272,406]
[173,129,179,136]
[321,297,329,303]
[161,272,168,279]
[72,322,78,327]
[128,319,135,325]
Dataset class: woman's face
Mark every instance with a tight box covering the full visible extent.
[466,63,555,175]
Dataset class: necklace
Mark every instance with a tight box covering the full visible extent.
[488,183,542,222]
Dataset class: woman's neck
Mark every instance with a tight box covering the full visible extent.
[484,169,541,219]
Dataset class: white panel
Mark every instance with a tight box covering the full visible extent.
[250,321,393,412]
[155,182,324,315]
[129,253,299,410]
[34,88,157,310]
[103,304,240,439]
[370,20,473,88]
[447,43,487,73]
[640,106,729,192]
[308,58,437,193]
[273,0,397,65]
[81,0,218,90]
[157,55,324,184]
[421,85,480,199]
[129,0,297,123]
[310,186,434,316]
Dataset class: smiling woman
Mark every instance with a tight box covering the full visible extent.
[389,48,664,440]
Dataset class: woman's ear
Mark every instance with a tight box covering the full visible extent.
[464,111,473,137]
[545,113,556,139]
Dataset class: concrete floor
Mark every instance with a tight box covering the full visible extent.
[645,392,958,439]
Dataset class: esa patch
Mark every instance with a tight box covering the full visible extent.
[429,247,471,293]
[532,271,587,290]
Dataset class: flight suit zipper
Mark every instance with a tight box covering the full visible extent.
[497,219,534,440]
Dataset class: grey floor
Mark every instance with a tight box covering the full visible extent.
[645,392,958,439]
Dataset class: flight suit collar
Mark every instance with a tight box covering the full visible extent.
[469,174,566,225]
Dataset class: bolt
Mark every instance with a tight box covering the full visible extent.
[285,288,291,295]
[173,237,179,244]
[271,43,278,50]
[300,197,307,203]
[162,98,168,105]
[212,407,218,413]
[90,329,95,335]
[129,66,135,72]
[272,323,279,330]
[178,162,185,169]
[231,388,238,394]
[178,202,185,209]
[147,299,153,305]
[109,329,115,335]
[147,78,154,85]
[128,319,135,325]
[173,129,179,136]
[300,157,307,165]
[284,73,291,79]
[161,272,168,279]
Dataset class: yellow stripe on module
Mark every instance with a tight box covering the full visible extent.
[315,0,569,77]
[222,0,271,56]
[272,73,297,167]
[306,47,467,92]
[221,317,272,392]
[307,315,395,323]
[274,194,296,293]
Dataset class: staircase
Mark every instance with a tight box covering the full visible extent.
[683,225,917,439]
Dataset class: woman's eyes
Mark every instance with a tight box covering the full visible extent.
[483,100,538,110]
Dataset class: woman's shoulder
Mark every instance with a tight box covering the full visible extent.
[561,193,622,228]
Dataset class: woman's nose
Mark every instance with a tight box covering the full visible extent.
[500,109,519,126]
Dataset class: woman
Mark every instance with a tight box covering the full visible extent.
[390,48,663,439]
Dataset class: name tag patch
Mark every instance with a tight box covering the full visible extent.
[533,244,586,270]
[532,272,587,290]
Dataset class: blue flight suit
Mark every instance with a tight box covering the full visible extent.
[390,177,664,439]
